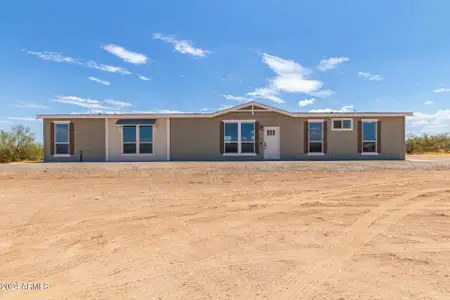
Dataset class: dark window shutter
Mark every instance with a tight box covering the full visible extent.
[69,122,75,155]
[377,120,382,153]
[219,122,224,154]
[358,120,362,153]
[323,120,328,154]
[50,122,55,155]
[255,122,260,154]
[304,121,309,153]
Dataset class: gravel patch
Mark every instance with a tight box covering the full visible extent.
[2,159,450,174]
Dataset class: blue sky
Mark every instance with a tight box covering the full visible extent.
[1,0,450,141]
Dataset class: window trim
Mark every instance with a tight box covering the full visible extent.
[361,119,378,155]
[307,120,324,155]
[121,125,154,156]
[222,120,256,156]
[53,121,71,157]
[331,118,353,131]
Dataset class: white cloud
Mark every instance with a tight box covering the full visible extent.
[84,60,131,75]
[358,72,383,81]
[130,109,185,113]
[137,75,151,81]
[54,96,105,109]
[103,44,147,65]
[309,105,354,113]
[152,33,210,57]
[222,94,252,102]
[7,117,38,121]
[24,50,131,75]
[317,57,349,71]
[104,99,132,107]
[308,89,335,98]
[263,53,322,93]
[54,96,133,110]
[200,108,210,112]
[433,88,450,93]
[9,100,49,109]
[424,101,433,105]
[407,110,450,134]
[0,120,13,124]
[247,87,285,104]
[246,53,333,103]
[298,98,315,107]
[88,77,110,86]
[219,104,233,110]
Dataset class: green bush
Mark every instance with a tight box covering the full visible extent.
[0,125,43,163]
[406,133,450,154]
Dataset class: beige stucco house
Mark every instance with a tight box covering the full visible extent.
[36,101,413,162]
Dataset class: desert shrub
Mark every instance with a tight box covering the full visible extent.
[0,125,43,163]
[406,133,450,154]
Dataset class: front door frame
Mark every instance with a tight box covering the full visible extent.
[263,126,280,160]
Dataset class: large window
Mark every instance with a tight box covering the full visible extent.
[54,122,70,155]
[362,121,377,153]
[224,121,255,155]
[308,121,323,154]
[122,125,153,155]
[332,119,352,131]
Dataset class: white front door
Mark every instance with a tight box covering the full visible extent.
[264,126,280,159]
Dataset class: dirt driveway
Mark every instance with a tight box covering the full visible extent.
[1,161,450,299]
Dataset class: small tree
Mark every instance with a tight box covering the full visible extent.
[0,125,43,163]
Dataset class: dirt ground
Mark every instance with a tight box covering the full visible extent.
[1,160,450,300]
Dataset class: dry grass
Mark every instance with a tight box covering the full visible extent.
[1,162,450,300]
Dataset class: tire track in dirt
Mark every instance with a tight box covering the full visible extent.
[267,188,450,300]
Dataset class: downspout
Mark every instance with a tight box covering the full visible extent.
[105,118,109,162]
[167,118,171,161]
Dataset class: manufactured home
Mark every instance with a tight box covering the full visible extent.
[36,101,413,162]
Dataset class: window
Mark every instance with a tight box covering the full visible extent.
[122,125,153,155]
[332,119,353,131]
[224,121,255,155]
[308,121,323,154]
[266,129,276,136]
[362,121,377,153]
[54,122,70,155]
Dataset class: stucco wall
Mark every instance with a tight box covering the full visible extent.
[170,112,406,161]
[44,119,105,162]
[107,118,169,162]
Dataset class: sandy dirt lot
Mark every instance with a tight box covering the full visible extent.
[1,160,450,300]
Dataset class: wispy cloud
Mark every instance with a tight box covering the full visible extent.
[104,99,132,107]
[9,100,49,109]
[103,44,148,65]
[88,77,110,86]
[433,88,450,93]
[358,72,383,81]
[0,120,13,124]
[7,117,38,121]
[247,87,285,104]
[309,105,354,113]
[137,75,151,81]
[222,94,252,102]
[54,96,106,109]
[130,109,185,113]
[298,98,315,107]
[246,53,333,103]
[152,33,210,57]
[219,104,234,110]
[424,101,433,105]
[54,96,133,110]
[308,89,335,98]
[407,110,450,134]
[23,49,131,75]
[317,57,349,71]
